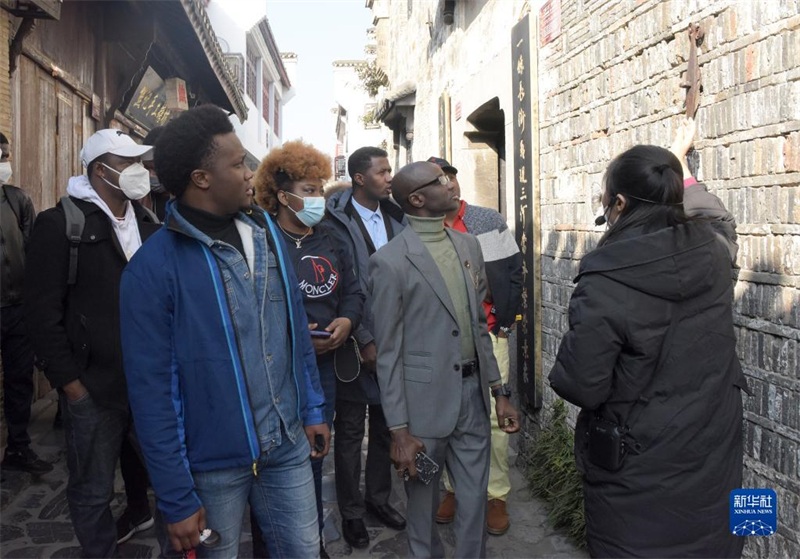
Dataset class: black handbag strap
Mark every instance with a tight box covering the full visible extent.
[334,337,361,383]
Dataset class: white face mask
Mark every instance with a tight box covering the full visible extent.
[101,162,151,200]
[0,161,12,184]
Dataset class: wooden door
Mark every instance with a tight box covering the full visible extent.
[15,56,89,213]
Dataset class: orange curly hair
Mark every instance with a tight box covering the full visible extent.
[253,140,332,214]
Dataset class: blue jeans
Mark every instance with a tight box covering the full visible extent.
[61,392,128,558]
[252,358,334,556]
[194,424,318,558]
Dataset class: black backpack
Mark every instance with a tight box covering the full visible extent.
[60,196,159,285]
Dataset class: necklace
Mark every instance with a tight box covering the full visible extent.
[277,222,312,248]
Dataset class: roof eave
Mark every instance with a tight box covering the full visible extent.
[180,0,248,122]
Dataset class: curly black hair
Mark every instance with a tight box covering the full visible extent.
[143,126,165,147]
[154,105,233,198]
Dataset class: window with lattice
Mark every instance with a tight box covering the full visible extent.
[273,99,280,137]
[246,43,258,105]
[262,63,272,122]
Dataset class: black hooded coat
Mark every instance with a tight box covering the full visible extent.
[549,221,748,558]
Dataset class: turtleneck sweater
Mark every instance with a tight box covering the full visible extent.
[177,202,245,257]
[407,215,475,361]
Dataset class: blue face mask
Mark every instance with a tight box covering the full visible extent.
[286,192,325,227]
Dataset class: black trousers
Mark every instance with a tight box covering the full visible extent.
[1,304,34,451]
[333,400,393,519]
[120,429,150,514]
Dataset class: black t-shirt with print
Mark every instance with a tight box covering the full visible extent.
[278,221,363,332]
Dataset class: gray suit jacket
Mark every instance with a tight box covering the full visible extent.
[368,226,501,439]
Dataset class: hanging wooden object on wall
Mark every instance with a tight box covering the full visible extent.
[681,23,704,176]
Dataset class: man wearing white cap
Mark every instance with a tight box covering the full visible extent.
[24,128,160,557]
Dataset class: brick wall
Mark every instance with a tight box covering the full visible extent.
[538,1,799,556]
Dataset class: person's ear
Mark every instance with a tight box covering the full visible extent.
[353,173,364,187]
[276,190,290,207]
[93,160,109,181]
[615,193,627,213]
[407,191,425,209]
[190,169,211,191]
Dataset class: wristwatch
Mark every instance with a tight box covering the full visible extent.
[491,384,512,399]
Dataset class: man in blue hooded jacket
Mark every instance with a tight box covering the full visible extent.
[120,105,329,558]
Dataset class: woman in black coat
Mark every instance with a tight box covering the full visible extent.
[549,145,748,557]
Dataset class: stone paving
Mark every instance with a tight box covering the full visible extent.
[1,392,586,558]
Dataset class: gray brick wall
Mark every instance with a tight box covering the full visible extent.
[537,2,799,556]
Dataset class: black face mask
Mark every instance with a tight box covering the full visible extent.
[595,202,614,227]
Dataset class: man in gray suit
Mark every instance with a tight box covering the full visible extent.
[369,161,520,558]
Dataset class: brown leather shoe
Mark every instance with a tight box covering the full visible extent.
[487,499,510,535]
[435,491,456,524]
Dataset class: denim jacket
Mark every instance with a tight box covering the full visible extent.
[120,203,324,523]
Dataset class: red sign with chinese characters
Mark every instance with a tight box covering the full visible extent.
[539,0,562,47]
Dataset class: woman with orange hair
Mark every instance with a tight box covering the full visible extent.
[252,140,364,558]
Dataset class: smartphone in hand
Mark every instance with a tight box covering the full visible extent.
[309,330,332,338]
[416,451,439,484]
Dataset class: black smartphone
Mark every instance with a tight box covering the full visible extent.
[414,451,439,485]
[314,434,326,453]
[309,330,332,338]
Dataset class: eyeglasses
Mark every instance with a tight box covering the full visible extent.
[408,174,449,196]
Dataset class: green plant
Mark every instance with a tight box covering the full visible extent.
[523,399,587,547]
[356,60,389,97]
[360,108,376,126]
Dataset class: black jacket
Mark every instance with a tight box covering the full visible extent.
[1,184,36,306]
[549,222,747,558]
[684,180,739,266]
[24,197,160,410]
[325,188,406,404]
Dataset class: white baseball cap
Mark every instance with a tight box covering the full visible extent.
[80,129,152,167]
